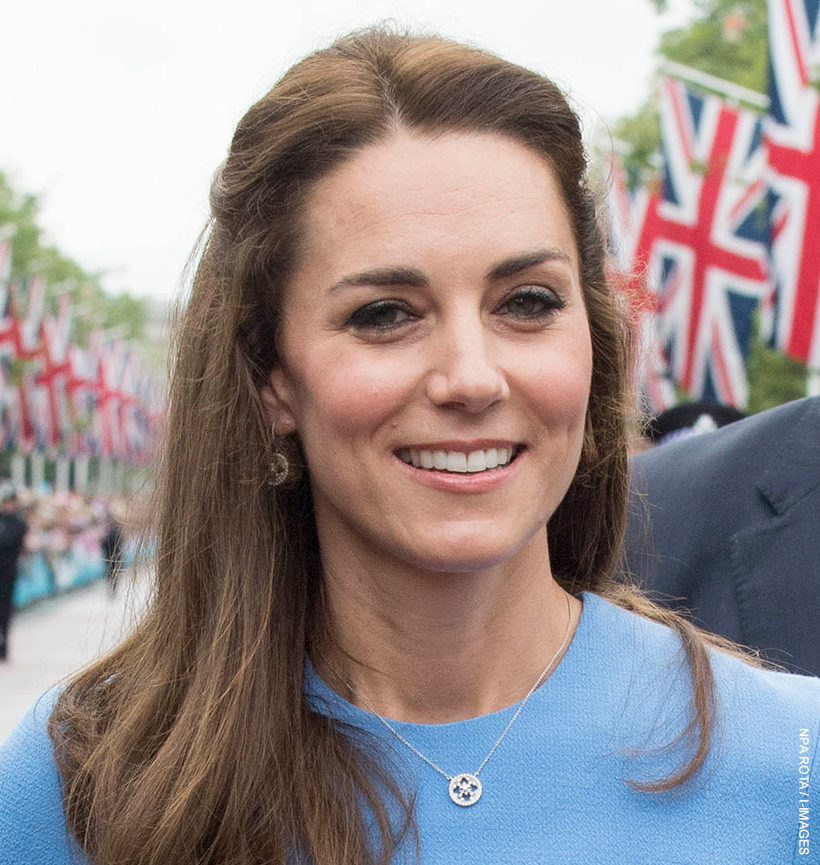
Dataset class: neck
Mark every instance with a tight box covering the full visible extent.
[313,528,581,724]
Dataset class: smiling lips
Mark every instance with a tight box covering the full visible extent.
[398,446,519,474]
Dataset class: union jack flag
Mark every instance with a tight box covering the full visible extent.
[118,350,152,460]
[605,153,676,414]
[765,0,820,367]
[36,293,73,450]
[67,343,99,457]
[92,335,127,459]
[0,236,164,460]
[633,78,770,408]
[0,240,14,447]
[0,275,47,451]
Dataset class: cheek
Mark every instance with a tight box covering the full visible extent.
[523,337,592,510]
[288,347,414,442]
[527,335,593,427]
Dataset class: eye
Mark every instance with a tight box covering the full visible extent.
[497,287,565,320]
[347,299,417,333]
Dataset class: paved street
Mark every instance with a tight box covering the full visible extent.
[0,570,150,742]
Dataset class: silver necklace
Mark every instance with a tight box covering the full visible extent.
[318,591,573,807]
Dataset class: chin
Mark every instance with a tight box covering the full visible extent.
[400,534,524,575]
[384,508,554,575]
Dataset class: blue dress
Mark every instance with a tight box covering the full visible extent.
[2,592,818,863]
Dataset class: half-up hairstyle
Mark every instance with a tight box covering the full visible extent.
[50,27,745,865]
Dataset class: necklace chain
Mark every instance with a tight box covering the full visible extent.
[317,591,573,785]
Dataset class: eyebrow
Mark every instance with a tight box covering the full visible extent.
[327,248,572,294]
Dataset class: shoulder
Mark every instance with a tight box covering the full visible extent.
[581,592,820,754]
[576,593,820,862]
[706,646,820,769]
[0,688,87,865]
[702,647,820,862]
[626,398,820,574]
[587,591,820,701]
[634,397,820,489]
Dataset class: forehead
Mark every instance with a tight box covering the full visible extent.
[296,130,580,279]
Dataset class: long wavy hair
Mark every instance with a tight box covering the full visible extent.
[50,28,751,865]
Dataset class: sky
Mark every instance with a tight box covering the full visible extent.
[2,0,696,304]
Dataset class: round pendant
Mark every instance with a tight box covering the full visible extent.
[448,773,482,806]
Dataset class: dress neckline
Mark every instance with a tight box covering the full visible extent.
[304,591,599,731]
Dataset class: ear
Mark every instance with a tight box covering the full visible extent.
[260,367,298,435]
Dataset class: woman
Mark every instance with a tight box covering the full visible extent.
[1,29,817,865]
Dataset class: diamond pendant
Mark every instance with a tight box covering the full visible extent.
[448,773,482,806]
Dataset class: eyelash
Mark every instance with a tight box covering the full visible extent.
[347,288,565,334]
[497,287,566,320]
[347,299,417,332]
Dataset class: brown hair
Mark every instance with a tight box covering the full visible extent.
[50,27,752,865]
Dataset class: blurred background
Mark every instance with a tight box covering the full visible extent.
[2,0,818,734]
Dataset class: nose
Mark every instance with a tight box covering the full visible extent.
[425,316,510,413]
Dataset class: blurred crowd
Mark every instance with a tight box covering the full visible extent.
[0,485,144,661]
[16,490,129,570]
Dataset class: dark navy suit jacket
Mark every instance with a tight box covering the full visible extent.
[624,396,820,677]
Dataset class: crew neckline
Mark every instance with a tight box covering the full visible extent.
[305,590,601,730]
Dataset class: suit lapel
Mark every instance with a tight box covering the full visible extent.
[730,398,820,674]
[755,398,820,516]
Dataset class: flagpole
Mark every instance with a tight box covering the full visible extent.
[55,455,70,493]
[808,368,820,398]
[99,458,113,495]
[31,451,45,492]
[660,60,770,110]
[75,454,89,493]
[11,453,26,491]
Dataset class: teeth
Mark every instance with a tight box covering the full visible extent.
[446,452,468,473]
[466,451,486,472]
[400,446,518,473]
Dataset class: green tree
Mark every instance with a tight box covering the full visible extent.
[609,102,662,191]
[612,1,767,178]
[746,330,810,412]
[0,170,149,344]
[659,0,768,90]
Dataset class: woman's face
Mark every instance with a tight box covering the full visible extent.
[266,130,593,573]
